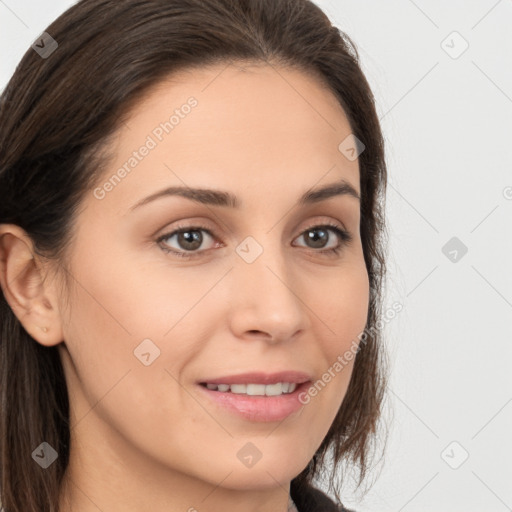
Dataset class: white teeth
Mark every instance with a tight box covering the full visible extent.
[247,384,266,395]
[203,382,299,395]
[230,384,247,394]
[265,383,282,396]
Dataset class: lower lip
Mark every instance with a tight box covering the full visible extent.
[197,382,310,422]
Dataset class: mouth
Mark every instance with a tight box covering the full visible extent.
[196,371,312,422]
[199,381,300,396]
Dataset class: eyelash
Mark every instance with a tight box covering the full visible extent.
[156,221,353,259]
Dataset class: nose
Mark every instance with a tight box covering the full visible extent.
[227,246,310,345]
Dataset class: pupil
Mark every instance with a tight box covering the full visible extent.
[307,228,327,248]
[179,230,202,250]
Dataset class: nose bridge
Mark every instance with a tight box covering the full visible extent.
[229,232,308,340]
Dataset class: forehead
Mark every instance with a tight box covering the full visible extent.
[129,61,352,136]
[91,61,360,213]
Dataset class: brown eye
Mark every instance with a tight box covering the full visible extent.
[157,224,217,258]
[156,222,352,260]
[294,224,352,256]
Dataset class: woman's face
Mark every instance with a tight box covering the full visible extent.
[56,62,369,503]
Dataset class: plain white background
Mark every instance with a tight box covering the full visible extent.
[1,1,511,511]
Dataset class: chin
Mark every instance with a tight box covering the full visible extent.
[210,454,311,491]
[212,467,299,491]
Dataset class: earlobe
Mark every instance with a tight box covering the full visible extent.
[0,224,64,347]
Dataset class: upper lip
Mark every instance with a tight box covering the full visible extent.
[199,371,312,386]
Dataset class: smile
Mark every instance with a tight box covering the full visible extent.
[200,382,298,396]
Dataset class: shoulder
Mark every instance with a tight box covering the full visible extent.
[290,480,356,512]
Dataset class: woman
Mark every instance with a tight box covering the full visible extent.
[0,0,388,510]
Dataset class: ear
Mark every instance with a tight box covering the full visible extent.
[0,224,64,346]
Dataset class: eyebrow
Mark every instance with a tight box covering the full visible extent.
[128,178,360,212]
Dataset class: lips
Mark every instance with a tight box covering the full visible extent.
[198,370,312,386]
[196,371,313,421]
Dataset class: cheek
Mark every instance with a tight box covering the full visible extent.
[303,259,369,411]
[58,281,136,421]
[59,244,215,420]
[58,274,201,457]
[315,259,370,355]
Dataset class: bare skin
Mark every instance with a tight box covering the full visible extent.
[0,62,369,512]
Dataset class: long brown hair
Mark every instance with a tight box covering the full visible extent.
[0,0,388,510]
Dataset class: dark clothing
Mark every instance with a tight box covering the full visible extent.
[291,481,354,512]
